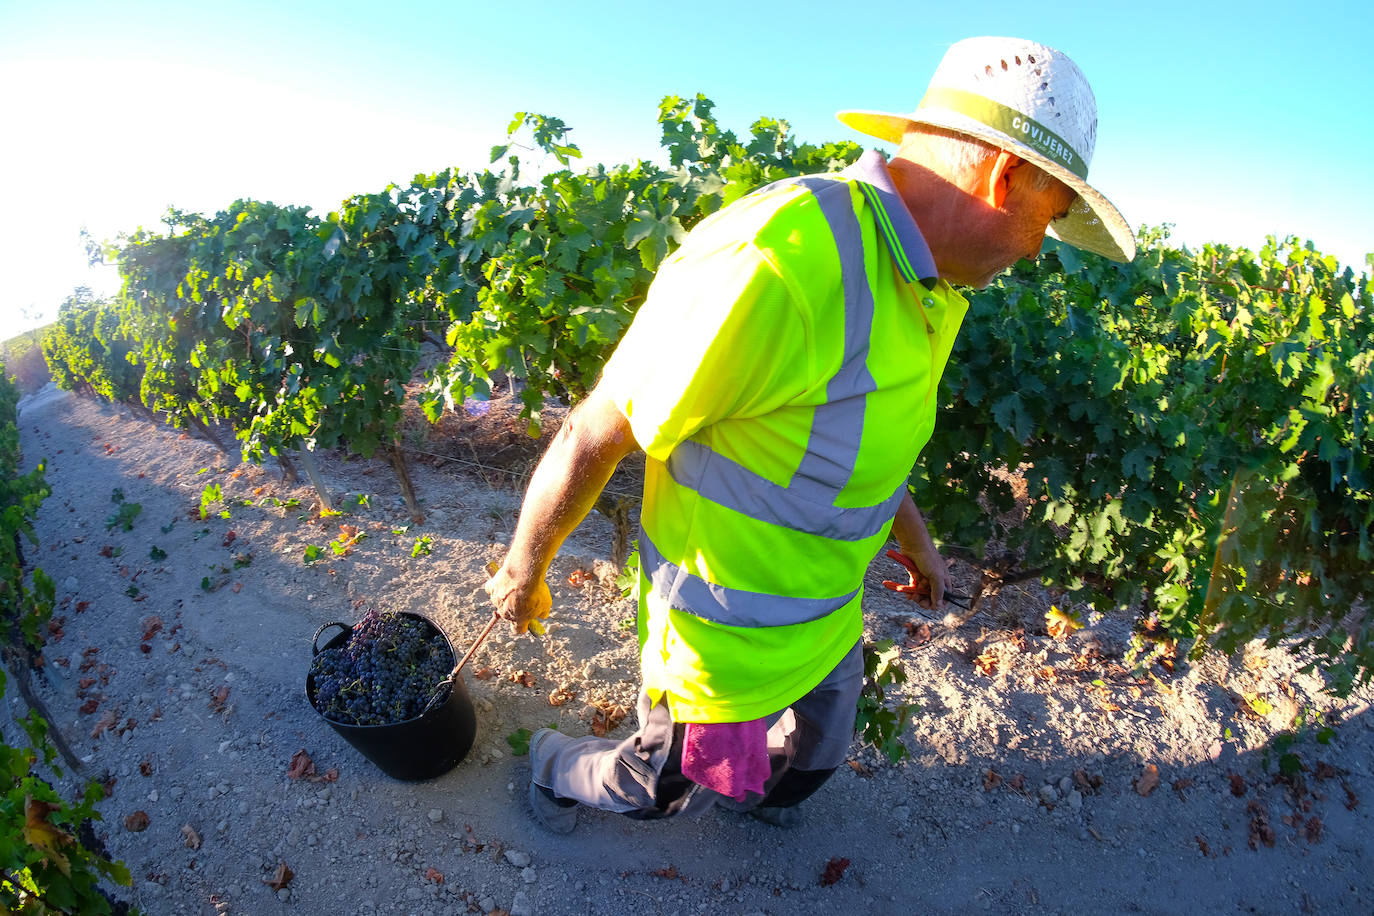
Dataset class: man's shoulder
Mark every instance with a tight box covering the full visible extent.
[691,175,853,268]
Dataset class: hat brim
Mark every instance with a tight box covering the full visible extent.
[837,109,1136,263]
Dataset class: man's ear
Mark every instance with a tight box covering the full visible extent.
[975,150,1022,209]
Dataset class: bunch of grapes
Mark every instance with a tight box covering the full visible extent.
[309,610,454,726]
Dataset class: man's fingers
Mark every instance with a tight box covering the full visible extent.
[882,580,930,598]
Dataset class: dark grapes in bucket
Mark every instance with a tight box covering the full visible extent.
[310,610,454,726]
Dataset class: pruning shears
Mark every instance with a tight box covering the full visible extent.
[881,549,972,611]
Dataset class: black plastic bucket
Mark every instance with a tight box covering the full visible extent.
[305,614,477,781]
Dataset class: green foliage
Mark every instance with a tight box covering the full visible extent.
[912,233,1372,694]
[854,640,918,763]
[40,290,141,407]
[506,727,533,756]
[425,94,863,427]
[56,94,1371,694]
[411,534,434,558]
[0,372,53,656]
[198,482,222,520]
[341,493,370,512]
[105,197,427,464]
[303,545,323,564]
[616,544,640,601]
[1,329,53,395]
[0,373,134,913]
[505,724,557,757]
[104,489,141,532]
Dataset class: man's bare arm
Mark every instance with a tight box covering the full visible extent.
[887,490,949,609]
[484,387,640,633]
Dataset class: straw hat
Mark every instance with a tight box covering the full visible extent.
[838,36,1135,263]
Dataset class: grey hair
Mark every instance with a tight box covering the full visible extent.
[900,125,1058,192]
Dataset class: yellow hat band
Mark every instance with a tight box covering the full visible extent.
[919,87,1090,181]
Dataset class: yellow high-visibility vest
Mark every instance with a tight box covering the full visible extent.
[600,151,968,722]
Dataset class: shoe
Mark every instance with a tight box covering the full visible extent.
[528,728,578,834]
[748,805,802,828]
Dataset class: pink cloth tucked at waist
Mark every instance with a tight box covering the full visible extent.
[681,719,770,802]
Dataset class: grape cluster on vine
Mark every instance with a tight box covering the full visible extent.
[310,610,453,726]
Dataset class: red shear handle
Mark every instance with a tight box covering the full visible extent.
[882,548,938,608]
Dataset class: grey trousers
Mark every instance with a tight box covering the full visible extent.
[530,640,863,818]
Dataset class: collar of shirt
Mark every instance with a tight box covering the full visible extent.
[842,150,940,290]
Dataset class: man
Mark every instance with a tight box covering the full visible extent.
[485,36,1135,832]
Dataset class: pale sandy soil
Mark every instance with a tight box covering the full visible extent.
[10,386,1373,916]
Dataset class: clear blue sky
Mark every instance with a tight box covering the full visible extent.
[2,0,1370,340]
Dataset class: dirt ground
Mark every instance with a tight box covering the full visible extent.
[10,385,1373,916]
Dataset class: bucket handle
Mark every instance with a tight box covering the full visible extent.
[312,621,352,656]
[420,611,501,717]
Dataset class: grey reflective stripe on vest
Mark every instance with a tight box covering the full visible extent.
[645,175,905,627]
[663,175,905,543]
[640,528,859,628]
[664,439,906,542]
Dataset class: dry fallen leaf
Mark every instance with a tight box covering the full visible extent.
[590,703,629,738]
[182,824,202,849]
[818,856,851,887]
[1247,801,1276,849]
[425,867,444,884]
[1229,772,1248,797]
[473,666,496,680]
[209,685,231,713]
[264,861,294,891]
[124,811,150,832]
[973,652,999,676]
[847,759,874,779]
[902,621,932,648]
[1172,777,1195,800]
[140,616,164,641]
[1305,816,1323,843]
[24,797,75,873]
[983,769,1003,791]
[509,670,537,689]
[287,749,317,780]
[1195,835,1212,857]
[90,708,120,739]
[548,686,578,707]
[1046,605,1084,640]
[1135,764,1160,797]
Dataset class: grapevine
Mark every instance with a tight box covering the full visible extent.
[0,370,134,913]
[40,95,1371,695]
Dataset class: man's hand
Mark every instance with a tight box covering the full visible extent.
[484,560,551,635]
[481,387,639,636]
[886,492,949,610]
[882,547,949,610]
